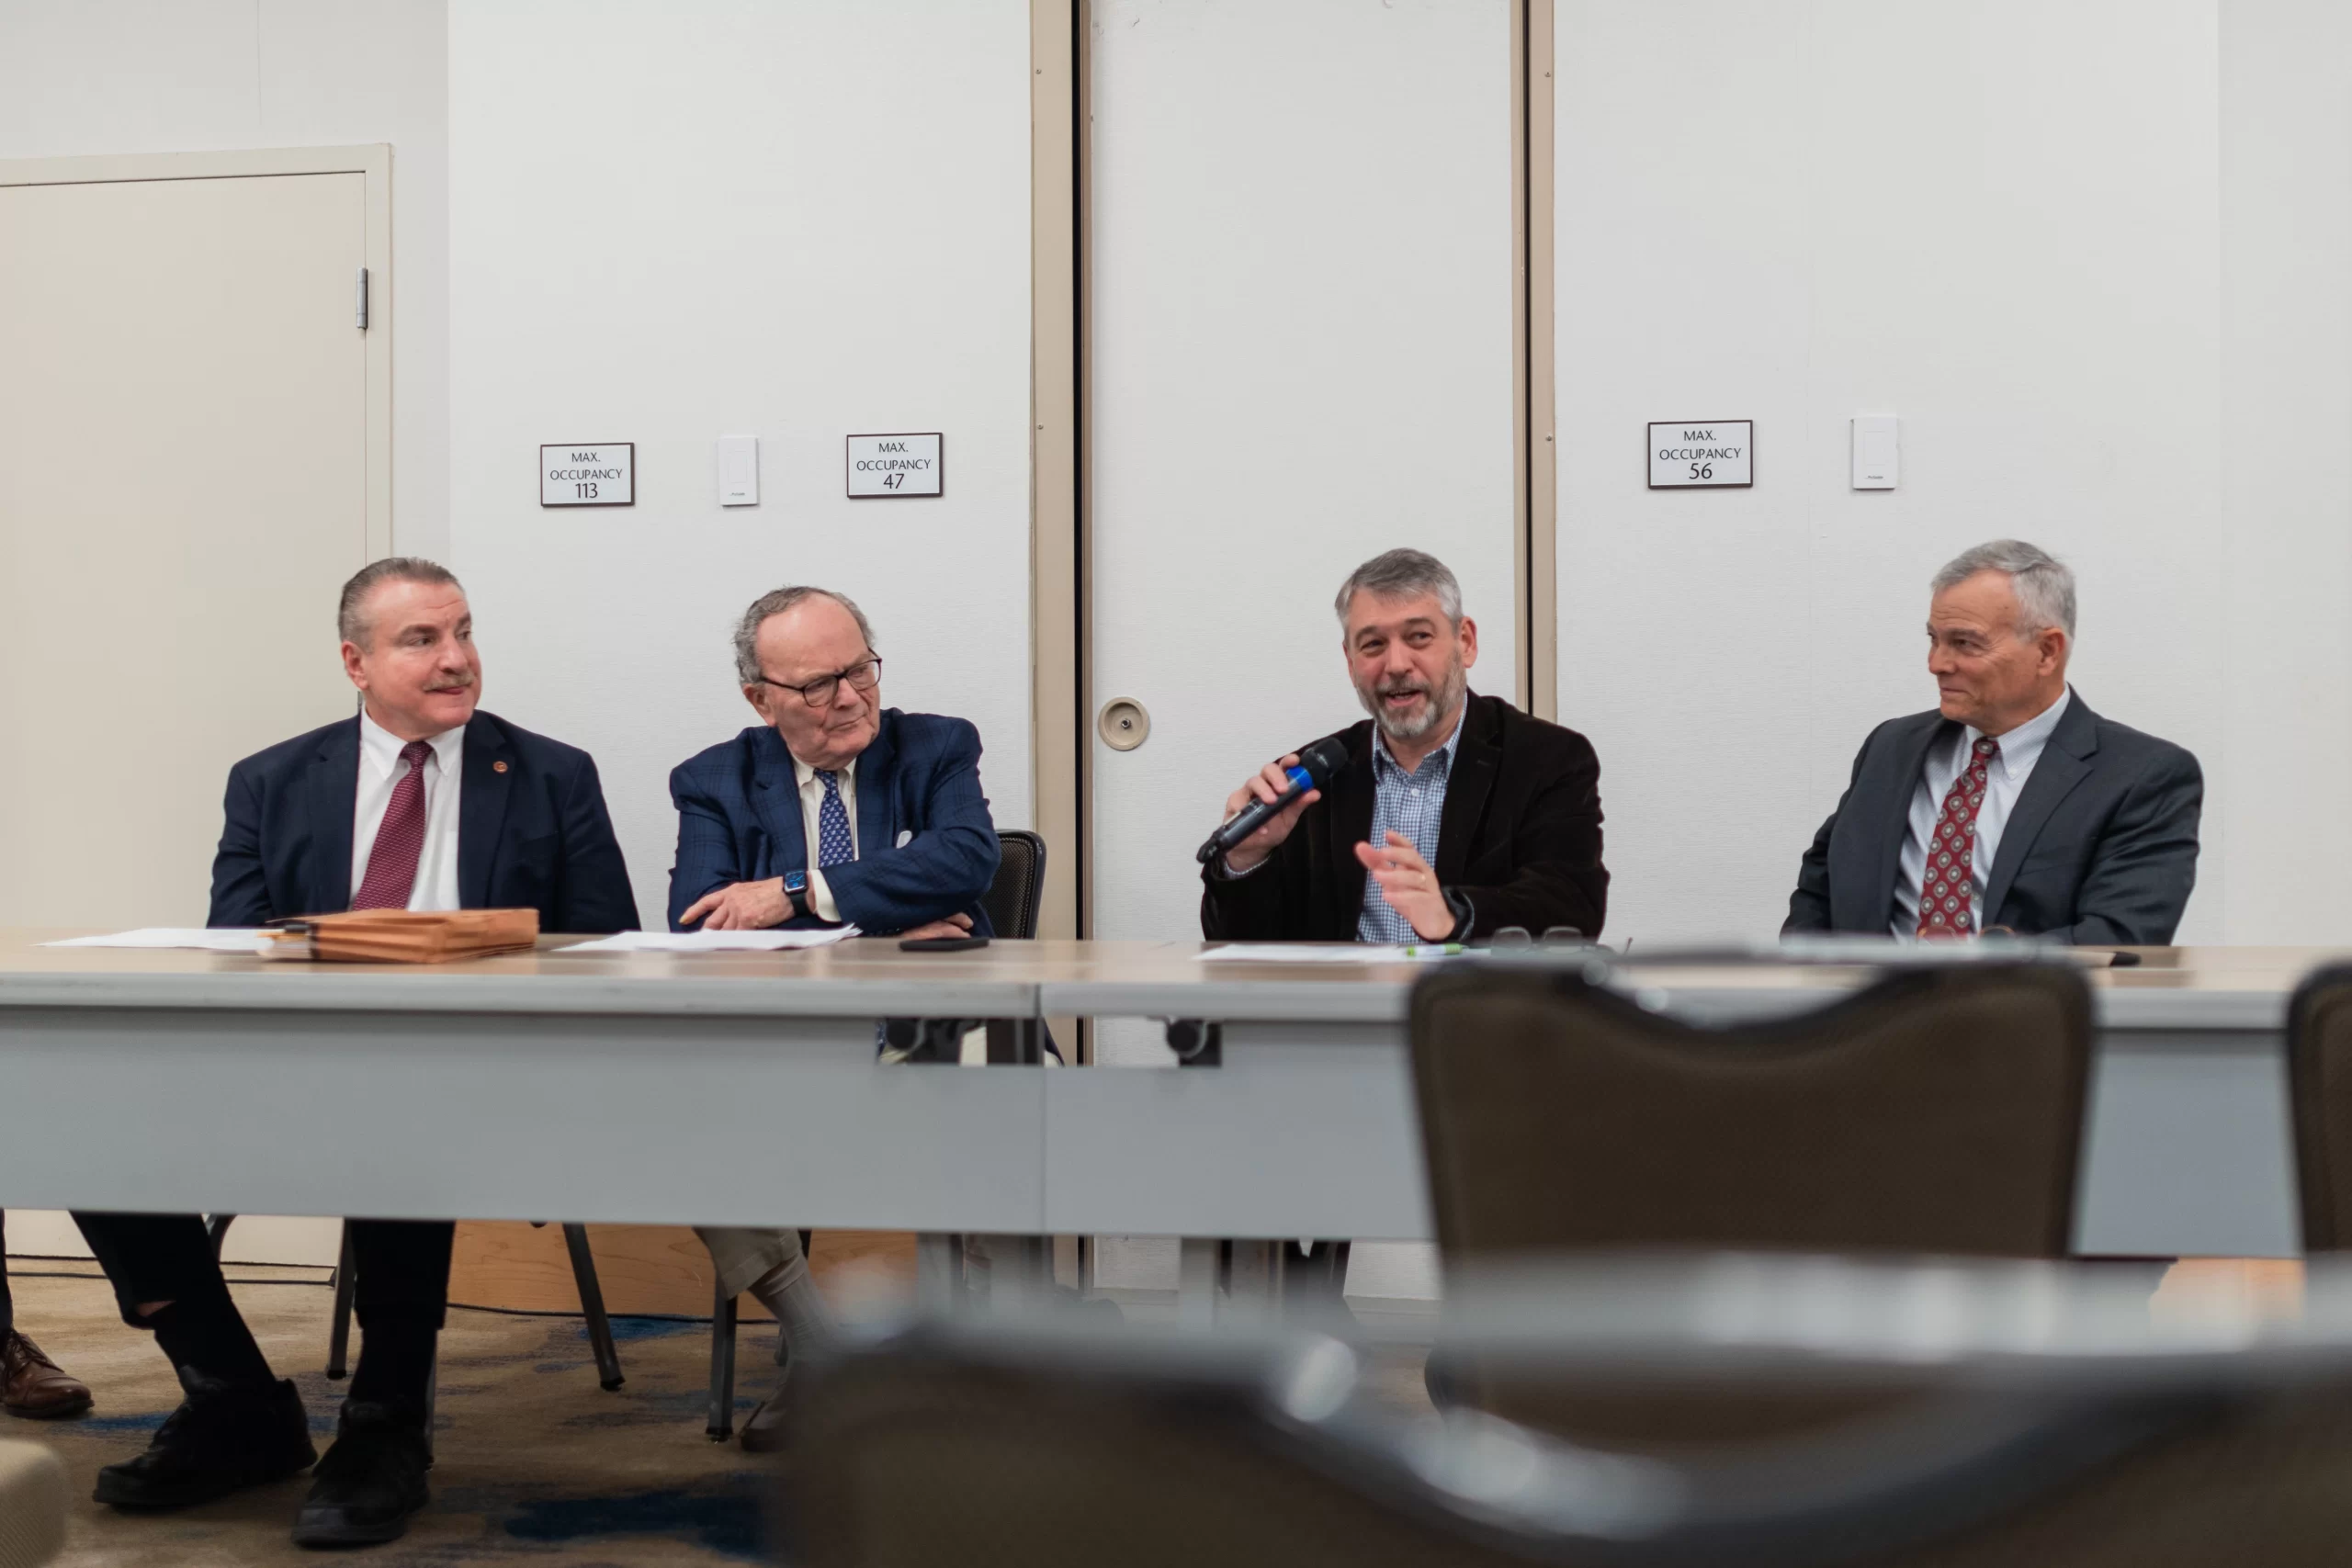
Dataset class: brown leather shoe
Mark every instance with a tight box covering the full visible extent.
[4,1331,93,1419]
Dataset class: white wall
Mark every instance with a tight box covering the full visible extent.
[0,0,452,562]
[1549,0,2347,947]
[447,1,1035,929]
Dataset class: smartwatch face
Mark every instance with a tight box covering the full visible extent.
[784,871,808,895]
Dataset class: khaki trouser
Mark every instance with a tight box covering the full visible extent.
[694,1225,807,1301]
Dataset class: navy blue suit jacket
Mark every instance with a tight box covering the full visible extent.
[667,709,1000,935]
[208,709,640,932]
[1785,692,2201,945]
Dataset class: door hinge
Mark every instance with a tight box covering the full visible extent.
[355,266,370,331]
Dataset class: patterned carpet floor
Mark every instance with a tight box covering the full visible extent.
[6,1265,788,1566]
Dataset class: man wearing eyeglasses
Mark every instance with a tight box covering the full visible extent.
[668,583,1001,1448]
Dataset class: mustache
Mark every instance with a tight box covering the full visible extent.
[424,671,476,691]
[1374,677,1430,698]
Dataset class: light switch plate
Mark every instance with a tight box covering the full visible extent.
[1851,415,1898,490]
[718,434,759,506]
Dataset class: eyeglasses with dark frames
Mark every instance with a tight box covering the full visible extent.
[753,654,882,708]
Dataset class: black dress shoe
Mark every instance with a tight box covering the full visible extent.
[291,1400,430,1549]
[93,1374,314,1510]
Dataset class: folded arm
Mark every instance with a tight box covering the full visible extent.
[820,724,1001,934]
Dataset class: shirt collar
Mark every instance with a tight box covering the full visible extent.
[792,753,858,793]
[1372,697,1469,779]
[359,707,465,779]
[1968,686,2071,781]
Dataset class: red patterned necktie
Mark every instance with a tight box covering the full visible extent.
[352,740,435,911]
[1917,735,2000,939]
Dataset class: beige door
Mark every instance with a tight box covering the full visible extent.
[0,170,373,929]
[1,165,379,1268]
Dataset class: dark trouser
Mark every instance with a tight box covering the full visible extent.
[73,1212,454,1404]
[0,1213,13,1338]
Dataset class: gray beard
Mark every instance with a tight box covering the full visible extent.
[1361,662,1467,742]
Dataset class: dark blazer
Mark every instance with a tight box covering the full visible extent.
[1785,691,2201,944]
[208,709,640,932]
[1199,692,1608,942]
[666,709,1001,936]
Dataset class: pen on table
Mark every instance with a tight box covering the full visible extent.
[1403,942,1465,958]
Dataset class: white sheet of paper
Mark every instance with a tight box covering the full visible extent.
[555,927,862,953]
[1195,942,1447,964]
[41,928,269,953]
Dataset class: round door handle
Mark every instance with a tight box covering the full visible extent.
[1097,697,1150,752]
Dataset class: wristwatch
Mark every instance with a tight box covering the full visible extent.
[783,870,814,922]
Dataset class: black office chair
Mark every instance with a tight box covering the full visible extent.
[790,1258,2352,1568]
[704,828,1051,1438]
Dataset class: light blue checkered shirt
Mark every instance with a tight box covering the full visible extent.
[1358,705,1467,942]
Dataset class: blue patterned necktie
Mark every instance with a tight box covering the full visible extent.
[815,771,855,869]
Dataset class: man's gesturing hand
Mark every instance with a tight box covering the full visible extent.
[1218,753,1321,874]
[679,878,790,931]
[1354,832,1458,941]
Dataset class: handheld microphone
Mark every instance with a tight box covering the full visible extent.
[1197,736,1351,863]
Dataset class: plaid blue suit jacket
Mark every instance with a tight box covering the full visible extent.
[666,709,1001,935]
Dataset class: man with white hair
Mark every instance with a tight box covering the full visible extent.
[1786,539,2201,943]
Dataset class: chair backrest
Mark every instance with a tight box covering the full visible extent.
[787,1281,2352,1568]
[982,829,1046,940]
[1409,962,2095,1261]
[2289,964,2352,1248]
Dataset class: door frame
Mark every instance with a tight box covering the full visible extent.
[1028,5,1552,959]
[0,144,396,559]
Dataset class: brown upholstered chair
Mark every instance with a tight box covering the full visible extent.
[2287,964,2352,1248]
[1408,959,2095,1443]
[1408,960,2095,1261]
[786,1261,2352,1568]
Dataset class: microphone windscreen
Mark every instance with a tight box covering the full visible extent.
[1297,735,1351,787]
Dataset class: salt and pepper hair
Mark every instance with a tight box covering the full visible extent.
[1931,539,2076,639]
[732,586,877,684]
[337,557,463,648]
[1333,547,1464,627]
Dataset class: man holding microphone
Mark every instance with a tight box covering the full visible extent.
[1199,548,1610,1317]
[1201,547,1608,945]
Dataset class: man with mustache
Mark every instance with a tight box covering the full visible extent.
[1200,548,1609,1316]
[667,582,1000,1450]
[74,558,638,1548]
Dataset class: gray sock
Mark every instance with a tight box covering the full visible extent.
[748,1257,834,1364]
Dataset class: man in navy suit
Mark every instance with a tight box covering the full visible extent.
[1787,540,2201,943]
[667,583,997,1449]
[76,558,637,1548]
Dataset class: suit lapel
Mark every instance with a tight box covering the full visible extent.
[854,711,897,861]
[750,727,809,874]
[307,717,361,915]
[1325,725,1378,932]
[1871,715,1951,931]
[458,715,514,910]
[1431,696,1498,886]
[1984,694,2098,921]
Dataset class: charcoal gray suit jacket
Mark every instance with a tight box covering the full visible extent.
[1784,692,2201,944]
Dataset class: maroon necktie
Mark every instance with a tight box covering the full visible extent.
[352,740,435,911]
[1917,736,1999,939]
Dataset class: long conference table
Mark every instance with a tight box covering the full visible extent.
[0,931,2324,1286]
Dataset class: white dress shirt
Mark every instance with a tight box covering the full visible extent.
[352,708,465,912]
[1892,687,2072,938]
[791,754,857,921]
